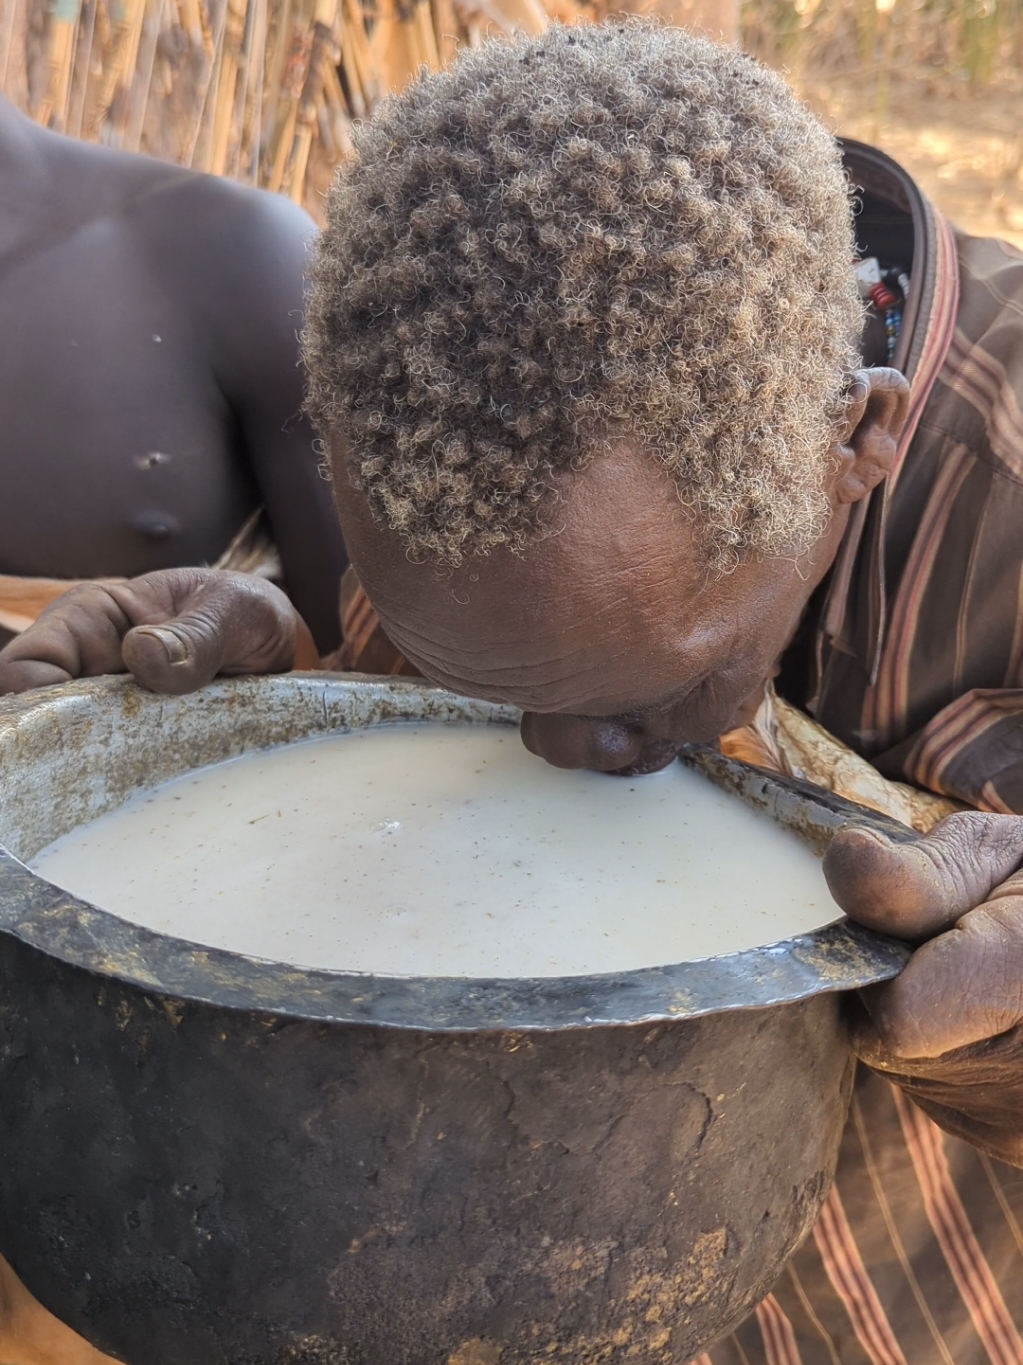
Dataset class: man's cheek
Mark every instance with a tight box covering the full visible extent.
[659,678,760,745]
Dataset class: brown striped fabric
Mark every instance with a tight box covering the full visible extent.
[808,165,1023,815]
[703,1072,1023,1365]
[702,145,1023,1365]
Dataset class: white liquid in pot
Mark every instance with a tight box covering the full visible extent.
[31,723,840,977]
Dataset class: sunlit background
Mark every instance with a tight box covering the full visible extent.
[2,0,1020,243]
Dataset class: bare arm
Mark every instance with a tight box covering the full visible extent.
[144,180,348,652]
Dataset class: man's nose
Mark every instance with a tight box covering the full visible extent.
[520,712,645,772]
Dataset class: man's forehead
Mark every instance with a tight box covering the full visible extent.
[335,436,700,623]
[343,513,697,660]
[358,531,647,644]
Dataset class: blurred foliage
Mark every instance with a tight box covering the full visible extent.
[741,0,1022,89]
[1,0,1018,228]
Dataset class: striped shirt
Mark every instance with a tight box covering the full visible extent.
[698,1070,1023,1365]
[806,143,1023,815]
[701,143,1023,1365]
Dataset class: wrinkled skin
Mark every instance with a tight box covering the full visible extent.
[0,569,317,697]
[4,366,1023,1163]
[335,371,905,773]
[825,816,1023,1165]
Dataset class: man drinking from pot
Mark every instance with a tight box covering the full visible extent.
[4,23,1023,1363]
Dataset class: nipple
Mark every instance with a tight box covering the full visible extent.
[132,511,180,541]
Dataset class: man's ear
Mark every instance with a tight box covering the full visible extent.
[830,367,911,507]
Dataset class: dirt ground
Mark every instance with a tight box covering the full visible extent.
[305,58,1023,247]
[796,66,1023,249]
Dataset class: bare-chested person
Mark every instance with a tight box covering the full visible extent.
[0,92,346,654]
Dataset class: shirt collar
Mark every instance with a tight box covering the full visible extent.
[819,140,961,685]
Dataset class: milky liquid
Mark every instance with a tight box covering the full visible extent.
[30,723,840,978]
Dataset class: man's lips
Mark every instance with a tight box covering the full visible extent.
[605,740,680,777]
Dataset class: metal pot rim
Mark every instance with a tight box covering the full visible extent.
[0,675,910,1031]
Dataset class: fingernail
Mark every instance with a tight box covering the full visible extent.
[137,626,190,666]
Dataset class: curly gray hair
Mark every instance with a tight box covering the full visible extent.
[305,20,862,567]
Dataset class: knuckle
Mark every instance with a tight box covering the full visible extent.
[148,566,209,597]
[208,573,279,623]
[51,583,99,605]
[978,813,1023,858]
[53,584,112,618]
[172,611,222,659]
[930,812,985,862]
[873,977,933,1058]
[876,1008,930,1062]
[926,812,1023,905]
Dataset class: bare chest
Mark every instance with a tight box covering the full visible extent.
[0,218,259,578]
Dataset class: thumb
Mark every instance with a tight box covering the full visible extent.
[823,812,1023,941]
[118,573,308,695]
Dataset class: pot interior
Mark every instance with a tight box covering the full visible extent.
[0,674,910,1028]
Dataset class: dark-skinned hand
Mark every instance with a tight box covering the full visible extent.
[824,813,1023,1166]
[0,568,318,697]
[8,572,1023,1167]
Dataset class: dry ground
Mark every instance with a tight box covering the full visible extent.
[797,66,1023,248]
[305,60,1023,248]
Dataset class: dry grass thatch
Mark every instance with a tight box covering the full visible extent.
[0,0,736,219]
[0,0,1018,227]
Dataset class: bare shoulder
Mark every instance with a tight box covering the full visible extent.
[110,163,318,382]
[127,165,317,303]
[39,124,318,310]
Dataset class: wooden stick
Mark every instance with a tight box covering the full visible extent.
[268,0,314,188]
[370,0,418,92]
[209,0,247,171]
[238,0,267,181]
[94,0,109,53]
[125,0,166,148]
[322,64,355,154]
[209,55,238,170]
[300,0,338,119]
[431,0,458,65]
[487,0,549,35]
[0,0,18,93]
[279,0,336,199]
[116,0,149,120]
[90,0,147,136]
[59,0,85,128]
[37,2,79,129]
[342,0,378,104]
[184,0,230,166]
[336,17,366,115]
[414,0,440,70]
[67,0,97,136]
[261,0,293,168]
[322,55,353,119]
[268,94,297,189]
[287,118,313,199]
[227,0,253,159]
[177,0,205,47]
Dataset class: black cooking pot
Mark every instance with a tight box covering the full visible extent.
[0,675,908,1365]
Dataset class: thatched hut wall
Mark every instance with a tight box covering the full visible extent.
[0,0,737,221]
